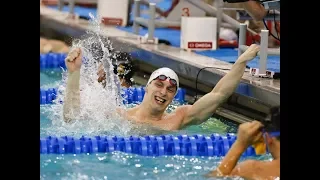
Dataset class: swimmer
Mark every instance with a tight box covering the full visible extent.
[97,51,134,88]
[40,37,70,54]
[223,0,279,21]
[206,106,280,180]
[63,44,260,131]
[83,36,135,88]
[241,0,269,21]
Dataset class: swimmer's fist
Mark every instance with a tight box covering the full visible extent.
[239,44,260,62]
[235,120,264,148]
[65,48,82,73]
[66,47,81,62]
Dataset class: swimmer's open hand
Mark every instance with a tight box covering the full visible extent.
[65,48,82,73]
[236,120,264,148]
[239,44,260,62]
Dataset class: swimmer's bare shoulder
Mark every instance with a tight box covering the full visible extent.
[161,105,192,128]
[174,105,192,117]
[169,105,197,128]
[114,105,192,129]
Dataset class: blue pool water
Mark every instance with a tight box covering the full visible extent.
[40,69,271,180]
[40,70,63,88]
[40,152,272,180]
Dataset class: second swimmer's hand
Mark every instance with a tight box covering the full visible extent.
[236,120,264,148]
[65,48,82,73]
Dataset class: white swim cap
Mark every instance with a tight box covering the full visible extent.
[147,67,179,90]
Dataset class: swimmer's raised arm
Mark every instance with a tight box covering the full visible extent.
[180,44,260,127]
[63,48,82,122]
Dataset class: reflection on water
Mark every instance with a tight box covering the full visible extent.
[40,70,63,88]
[40,151,271,180]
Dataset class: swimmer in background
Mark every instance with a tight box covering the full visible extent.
[40,37,70,54]
[84,35,135,89]
[97,51,134,88]
[206,106,280,180]
[241,0,276,21]
[222,0,270,21]
[63,44,260,131]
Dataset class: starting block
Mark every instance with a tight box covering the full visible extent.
[97,0,130,26]
[133,0,208,44]
[54,0,90,21]
[181,16,217,51]
[133,0,239,48]
[238,24,280,79]
[96,0,206,27]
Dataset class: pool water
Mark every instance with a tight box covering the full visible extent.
[40,70,63,88]
[40,152,272,180]
[40,70,270,180]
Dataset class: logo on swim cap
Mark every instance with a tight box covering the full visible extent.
[147,67,179,90]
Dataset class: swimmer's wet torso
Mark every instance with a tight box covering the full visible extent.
[63,45,260,131]
[121,105,186,131]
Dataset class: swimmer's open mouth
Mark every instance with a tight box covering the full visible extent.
[155,96,166,104]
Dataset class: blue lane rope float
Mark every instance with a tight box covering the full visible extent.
[40,87,186,105]
[40,134,259,157]
[40,53,67,69]
[40,88,58,105]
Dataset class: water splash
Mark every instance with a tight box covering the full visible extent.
[42,13,134,137]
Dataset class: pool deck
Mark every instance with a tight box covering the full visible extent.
[40,5,280,108]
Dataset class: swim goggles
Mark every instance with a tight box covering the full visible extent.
[263,130,280,151]
[268,131,280,137]
[153,75,177,86]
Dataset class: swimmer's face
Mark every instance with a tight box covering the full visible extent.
[146,79,177,111]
